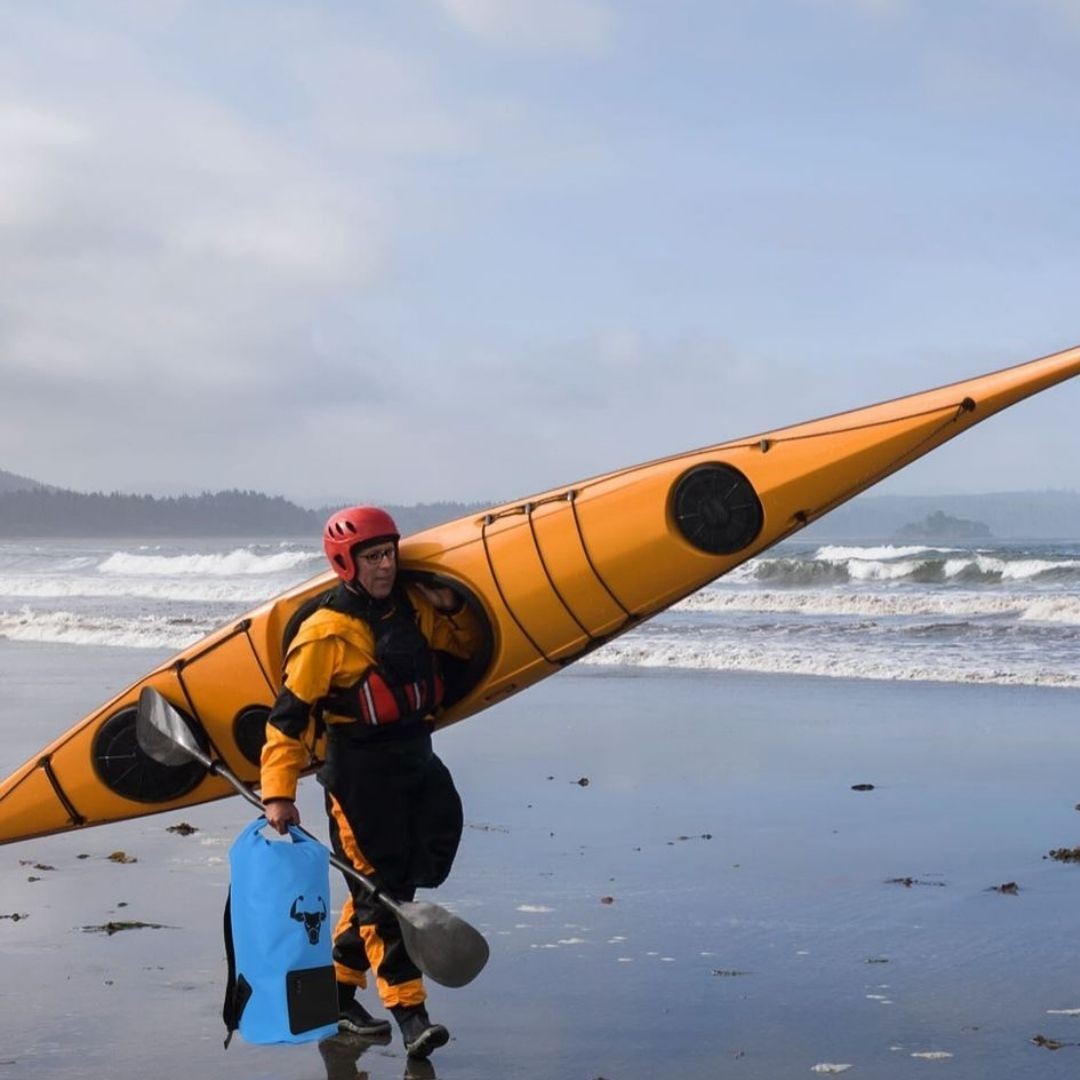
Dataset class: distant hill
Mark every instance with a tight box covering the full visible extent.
[803,491,1080,541]
[0,468,46,495]
[895,510,992,542]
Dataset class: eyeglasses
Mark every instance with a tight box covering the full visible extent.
[358,545,397,567]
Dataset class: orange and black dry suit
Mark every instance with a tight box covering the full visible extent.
[260,581,482,1008]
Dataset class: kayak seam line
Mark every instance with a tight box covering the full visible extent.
[794,401,974,529]
[572,401,971,501]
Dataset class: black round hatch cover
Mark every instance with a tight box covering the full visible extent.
[92,705,206,803]
[672,463,763,555]
[234,705,270,767]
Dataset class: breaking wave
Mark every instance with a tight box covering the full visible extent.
[733,551,1080,587]
[0,608,210,650]
[675,589,1080,624]
[581,632,1080,689]
[97,548,319,577]
[0,575,290,604]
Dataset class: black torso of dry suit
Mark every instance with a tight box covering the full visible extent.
[260,581,481,1008]
[318,584,463,894]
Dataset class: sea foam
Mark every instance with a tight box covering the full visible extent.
[0,608,209,649]
[97,548,318,577]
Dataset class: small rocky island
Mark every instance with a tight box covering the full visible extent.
[895,509,992,541]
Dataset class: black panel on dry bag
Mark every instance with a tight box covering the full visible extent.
[91,705,207,802]
[672,463,764,555]
[233,705,270,767]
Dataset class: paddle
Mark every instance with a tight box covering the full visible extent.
[135,686,489,989]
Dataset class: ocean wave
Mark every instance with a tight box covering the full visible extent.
[813,544,940,561]
[1019,597,1080,625]
[738,554,1080,587]
[0,575,287,604]
[0,608,210,649]
[580,633,1080,689]
[676,589,1080,623]
[97,548,319,577]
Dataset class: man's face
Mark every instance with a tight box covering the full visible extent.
[354,541,397,599]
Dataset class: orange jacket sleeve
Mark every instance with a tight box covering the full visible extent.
[259,634,344,802]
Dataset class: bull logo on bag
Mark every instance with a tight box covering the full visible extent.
[289,894,328,945]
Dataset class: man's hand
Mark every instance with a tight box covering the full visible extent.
[264,798,300,834]
[415,581,462,615]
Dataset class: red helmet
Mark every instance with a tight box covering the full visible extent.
[323,506,400,582]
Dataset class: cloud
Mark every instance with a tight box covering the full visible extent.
[0,104,93,228]
[0,12,414,398]
[435,0,615,54]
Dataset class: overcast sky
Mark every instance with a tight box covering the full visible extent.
[2,1,1079,506]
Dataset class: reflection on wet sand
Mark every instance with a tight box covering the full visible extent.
[318,1033,377,1080]
[317,1032,438,1080]
[403,1056,437,1080]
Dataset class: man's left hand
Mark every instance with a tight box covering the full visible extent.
[415,582,462,614]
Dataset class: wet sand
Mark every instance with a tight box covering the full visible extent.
[2,639,1080,1079]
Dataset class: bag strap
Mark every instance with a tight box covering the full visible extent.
[221,887,253,1048]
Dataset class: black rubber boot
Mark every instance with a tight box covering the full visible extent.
[392,1004,450,1059]
[338,993,392,1039]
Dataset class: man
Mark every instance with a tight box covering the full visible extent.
[260,506,482,1060]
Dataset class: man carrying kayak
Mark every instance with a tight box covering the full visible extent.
[260,506,482,1059]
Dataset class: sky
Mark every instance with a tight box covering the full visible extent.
[2,0,1079,506]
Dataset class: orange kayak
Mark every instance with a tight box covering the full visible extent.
[2,343,1078,845]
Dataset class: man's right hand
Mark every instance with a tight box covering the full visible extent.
[264,798,301,834]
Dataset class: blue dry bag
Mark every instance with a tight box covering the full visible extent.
[222,817,339,1047]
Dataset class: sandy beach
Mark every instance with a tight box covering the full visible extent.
[2,638,1079,1079]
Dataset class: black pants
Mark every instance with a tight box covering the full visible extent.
[323,731,463,1005]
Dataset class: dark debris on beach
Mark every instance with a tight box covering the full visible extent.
[1,912,29,922]
[1033,1034,1080,1051]
[886,876,947,887]
[81,920,172,935]
[989,881,1020,895]
[1046,847,1080,863]
[166,822,198,836]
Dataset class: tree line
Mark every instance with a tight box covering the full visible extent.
[0,487,491,537]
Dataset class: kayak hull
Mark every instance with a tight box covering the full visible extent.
[2,344,1079,845]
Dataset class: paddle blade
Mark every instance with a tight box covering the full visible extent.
[396,900,489,988]
[135,687,210,769]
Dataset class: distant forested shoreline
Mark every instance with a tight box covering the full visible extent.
[0,488,319,536]
[2,466,1078,539]
[0,482,488,537]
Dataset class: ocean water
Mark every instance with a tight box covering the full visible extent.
[1,536,1078,688]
